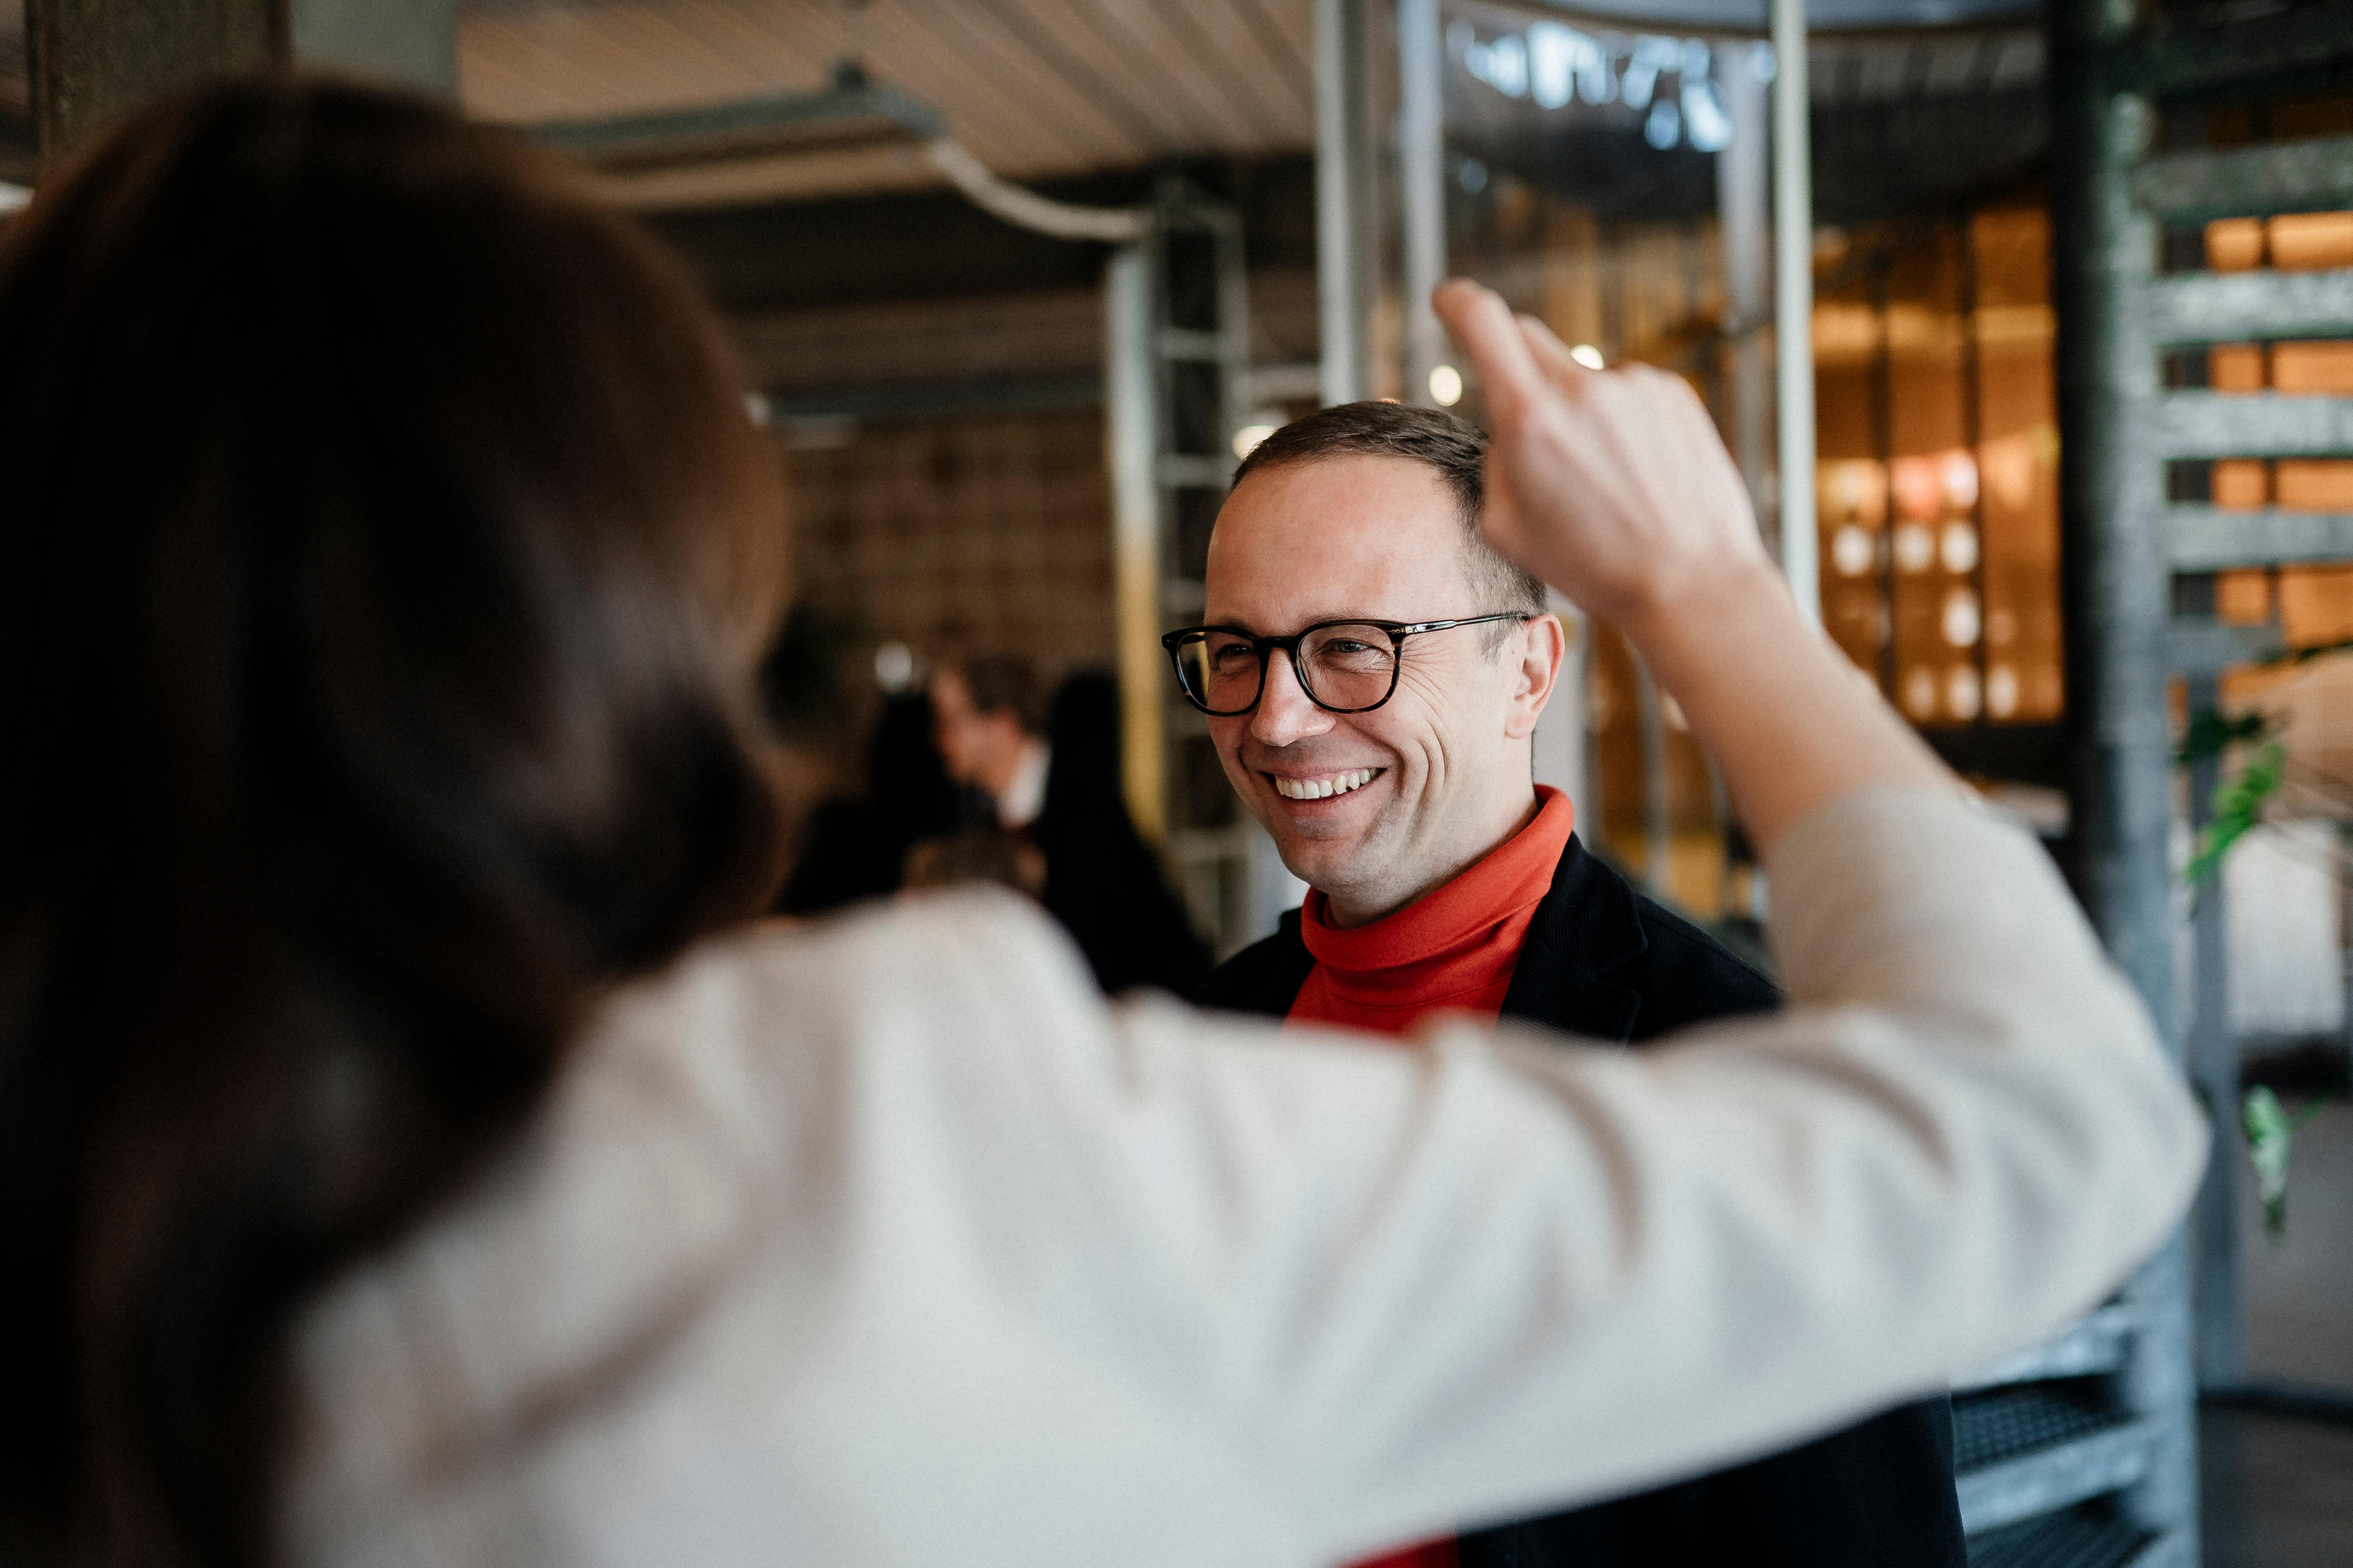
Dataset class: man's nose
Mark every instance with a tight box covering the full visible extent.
[1249,650,1333,747]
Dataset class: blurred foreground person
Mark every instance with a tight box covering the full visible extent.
[0,79,2203,1568]
[1192,403,1962,1568]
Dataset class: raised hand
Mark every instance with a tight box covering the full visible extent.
[1433,276,1951,852]
[1432,278,1773,639]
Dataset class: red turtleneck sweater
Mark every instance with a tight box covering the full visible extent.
[1287,785,1576,1568]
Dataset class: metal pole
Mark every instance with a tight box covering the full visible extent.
[1769,0,1819,623]
[1104,244,1166,842]
[1315,0,1372,406]
[2050,0,2199,1548]
[1719,41,1773,542]
[1397,0,1445,408]
[2185,669,2242,1389]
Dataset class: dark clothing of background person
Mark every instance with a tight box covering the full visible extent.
[1036,670,1213,996]
[1196,832,1968,1568]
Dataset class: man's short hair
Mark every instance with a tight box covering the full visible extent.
[954,653,1045,735]
[1228,402,1548,623]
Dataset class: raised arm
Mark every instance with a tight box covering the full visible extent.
[1432,278,1951,851]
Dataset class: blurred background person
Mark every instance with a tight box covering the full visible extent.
[932,653,1052,832]
[931,653,1212,993]
[759,606,971,917]
[1036,669,1213,995]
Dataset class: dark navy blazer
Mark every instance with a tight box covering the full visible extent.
[1194,831,1967,1568]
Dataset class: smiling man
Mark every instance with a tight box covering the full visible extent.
[1188,402,1965,1568]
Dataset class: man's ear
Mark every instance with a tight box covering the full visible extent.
[1501,612,1567,741]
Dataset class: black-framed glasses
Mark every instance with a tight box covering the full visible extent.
[1161,613,1534,716]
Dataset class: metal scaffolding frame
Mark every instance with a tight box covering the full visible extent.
[2047,1,2353,1563]
[1106,196,1305,956]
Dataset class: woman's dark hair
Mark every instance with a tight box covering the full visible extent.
[0,78,788,1565]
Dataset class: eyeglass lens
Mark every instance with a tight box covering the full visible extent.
[1172,623,1397,714]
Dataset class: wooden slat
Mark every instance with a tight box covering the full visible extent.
[459,1,1316,189]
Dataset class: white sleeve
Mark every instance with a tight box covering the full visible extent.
[923,788,2204,1564]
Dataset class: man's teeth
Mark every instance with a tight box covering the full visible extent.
[1273,769,1377,800]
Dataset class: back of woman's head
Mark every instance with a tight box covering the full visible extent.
[0,78,786,1564]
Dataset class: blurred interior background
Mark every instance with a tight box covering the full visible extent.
[6,2,2349,1563]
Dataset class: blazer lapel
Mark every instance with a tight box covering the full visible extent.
[1498,833,1646,1043]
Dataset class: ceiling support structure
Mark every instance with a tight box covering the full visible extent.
[1769,0,1819,624]
[1397,0,1446,409]
[1719,41,1774,556]
[27,0,455,159]
[1315,0,1375,407]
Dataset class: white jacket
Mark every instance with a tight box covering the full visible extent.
[284,789,2207,1567]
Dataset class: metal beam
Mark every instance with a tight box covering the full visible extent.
[2167,616,2285,673]
[1105,246,1165,842]
[1719,41,1773,543]
[2113,0,2353,96]
[533,73,942,170]
[1954,1304,2141,1393]
[2133,135,2353,224]
[1771,0,1819,623]
[2143,268,2353,346]
[1398,0,1447,409]
[1316,0,1375,406]
[2149,392,2353,459]
[29,0,459,157]
[2164,505,2353,571]
[1957,1421,2160,1537]
[2184,663,2242,1390]
[28,0,277,156]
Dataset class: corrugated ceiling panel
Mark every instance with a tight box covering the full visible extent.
[459,0,1314,185]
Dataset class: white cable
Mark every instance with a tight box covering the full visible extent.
[924,138,1145,244]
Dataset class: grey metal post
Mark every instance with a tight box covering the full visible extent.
[1719,42,1773,544]
[29,0,278,155]
[2185,668,2242,1389]
[1768,0,1818,623]
[1105,243,1166,843]
[1396,0,1445,408]
[2049,0,2198,1550]
[29,0,458,157]
[1315,0,1374,406]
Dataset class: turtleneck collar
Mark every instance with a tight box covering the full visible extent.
[1288,786,1575,1036]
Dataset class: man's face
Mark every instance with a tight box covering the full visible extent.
[1204,455,1558,923]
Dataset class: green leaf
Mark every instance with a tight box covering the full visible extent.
[2185,739,2285,886]
[2179,708,2272,766]
[2242,1085,2324,1242]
